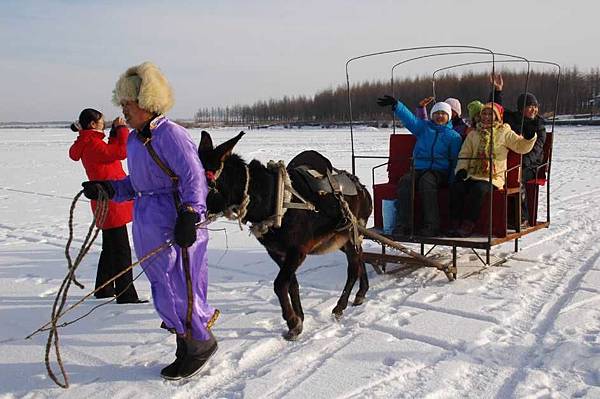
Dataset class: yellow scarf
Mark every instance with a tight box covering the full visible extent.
[473,121,501,176]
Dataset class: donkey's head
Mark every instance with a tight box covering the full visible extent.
[198,130,246,214]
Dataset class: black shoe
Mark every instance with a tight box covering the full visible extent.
[178,333,218,379]
[161,336,186,380]
[116,298,149,304]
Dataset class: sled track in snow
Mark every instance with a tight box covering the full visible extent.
[419,189,600,397]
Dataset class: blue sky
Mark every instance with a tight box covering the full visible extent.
[1,0,598,121]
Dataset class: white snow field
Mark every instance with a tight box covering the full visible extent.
[1,126,599,399]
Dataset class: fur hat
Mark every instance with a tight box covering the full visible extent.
[481,102,504,122]
[467,100,484,119]
[444,97,462,117]
[112,62,174,115]
[517,93,539,110]
[430,102,452,119]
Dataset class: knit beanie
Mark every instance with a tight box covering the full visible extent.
[112,62,174,115]
[430,102,452,119]
[467,100,484,119]
[517,93,539,110]
[481,102,504,122]
[444,97,462,117]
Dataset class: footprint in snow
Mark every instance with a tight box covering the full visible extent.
[382,356,397,366]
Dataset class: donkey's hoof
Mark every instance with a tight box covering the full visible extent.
[352,296,365,306]
[331,307,343,321]
[283,330,300,341]
[283,316,303,341]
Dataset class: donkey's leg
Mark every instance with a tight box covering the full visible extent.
[332,242,361,319]
[353,246,369,306]
[289,274,304,322]
[271,248,306,340]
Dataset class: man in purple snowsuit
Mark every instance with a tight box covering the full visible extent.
[81,62,218,381]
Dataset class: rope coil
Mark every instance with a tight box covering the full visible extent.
[28,188,220,388]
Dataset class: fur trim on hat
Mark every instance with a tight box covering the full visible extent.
[430,102,452,119]
[444,97,462,117]
[112,62,174,115]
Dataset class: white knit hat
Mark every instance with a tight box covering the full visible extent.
[444,97,462,117]
[112,62,174,115]
[430,102,452,119]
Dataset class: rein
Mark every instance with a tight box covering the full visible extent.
[31,186,221,389]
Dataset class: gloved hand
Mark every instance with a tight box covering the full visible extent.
[455,169,468,181]
[377,95,397,108]
[174,208,200,248]
[81,181,115,200]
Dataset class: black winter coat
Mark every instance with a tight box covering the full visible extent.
[491,89,547,169]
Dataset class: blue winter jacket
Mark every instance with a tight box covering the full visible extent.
[394,100,462,181]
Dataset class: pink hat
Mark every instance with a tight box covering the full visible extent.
[444,97,462,117]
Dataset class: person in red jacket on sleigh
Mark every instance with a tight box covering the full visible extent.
[69,108,145,304]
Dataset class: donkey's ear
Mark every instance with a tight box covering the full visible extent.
[214,131,245,162]
[198,130,214,152]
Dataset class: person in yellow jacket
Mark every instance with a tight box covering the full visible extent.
[448,102,536,237]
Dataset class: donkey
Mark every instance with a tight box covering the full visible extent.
[198,131,373,340]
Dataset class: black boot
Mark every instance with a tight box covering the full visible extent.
[177,332,218,379]
[160,336,186,380]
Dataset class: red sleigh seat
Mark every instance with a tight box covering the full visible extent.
[373,133,532,238]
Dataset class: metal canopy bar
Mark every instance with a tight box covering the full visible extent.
[345,45,495,174]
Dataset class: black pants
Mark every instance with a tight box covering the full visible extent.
[521,167,536,223]
[449,178,492,223]
[95,225,139,301]
[395,169,448,230]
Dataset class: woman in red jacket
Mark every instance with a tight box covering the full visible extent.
[69,108,144,303]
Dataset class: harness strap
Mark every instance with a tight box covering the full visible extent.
[137,133,182,210]
[283,182,316,211]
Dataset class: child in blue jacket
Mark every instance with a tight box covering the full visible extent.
[377,95,462,236]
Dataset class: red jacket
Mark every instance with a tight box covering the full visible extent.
[69,127,133,229]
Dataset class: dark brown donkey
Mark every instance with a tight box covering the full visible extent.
[198,131,372,340]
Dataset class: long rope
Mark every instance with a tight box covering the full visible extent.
[43,186,109,388]
[27,189,222,388]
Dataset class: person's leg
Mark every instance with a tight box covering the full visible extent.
[95,229,115,298]
[521,167,536,225]
[448,178,467,233]
[465,180,492,222]
[457,180,492,237]
[418,170,446,235]
[393,173,414,235]
[106,225,141,303]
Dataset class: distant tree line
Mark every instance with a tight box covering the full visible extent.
[194,67,600,125]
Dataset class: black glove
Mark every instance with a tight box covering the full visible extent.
[174,208,200,248]
[81,181,115,200]
[455,169,467,181]
[377,95,397,108]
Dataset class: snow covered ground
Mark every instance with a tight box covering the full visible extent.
[1,126,599,398]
